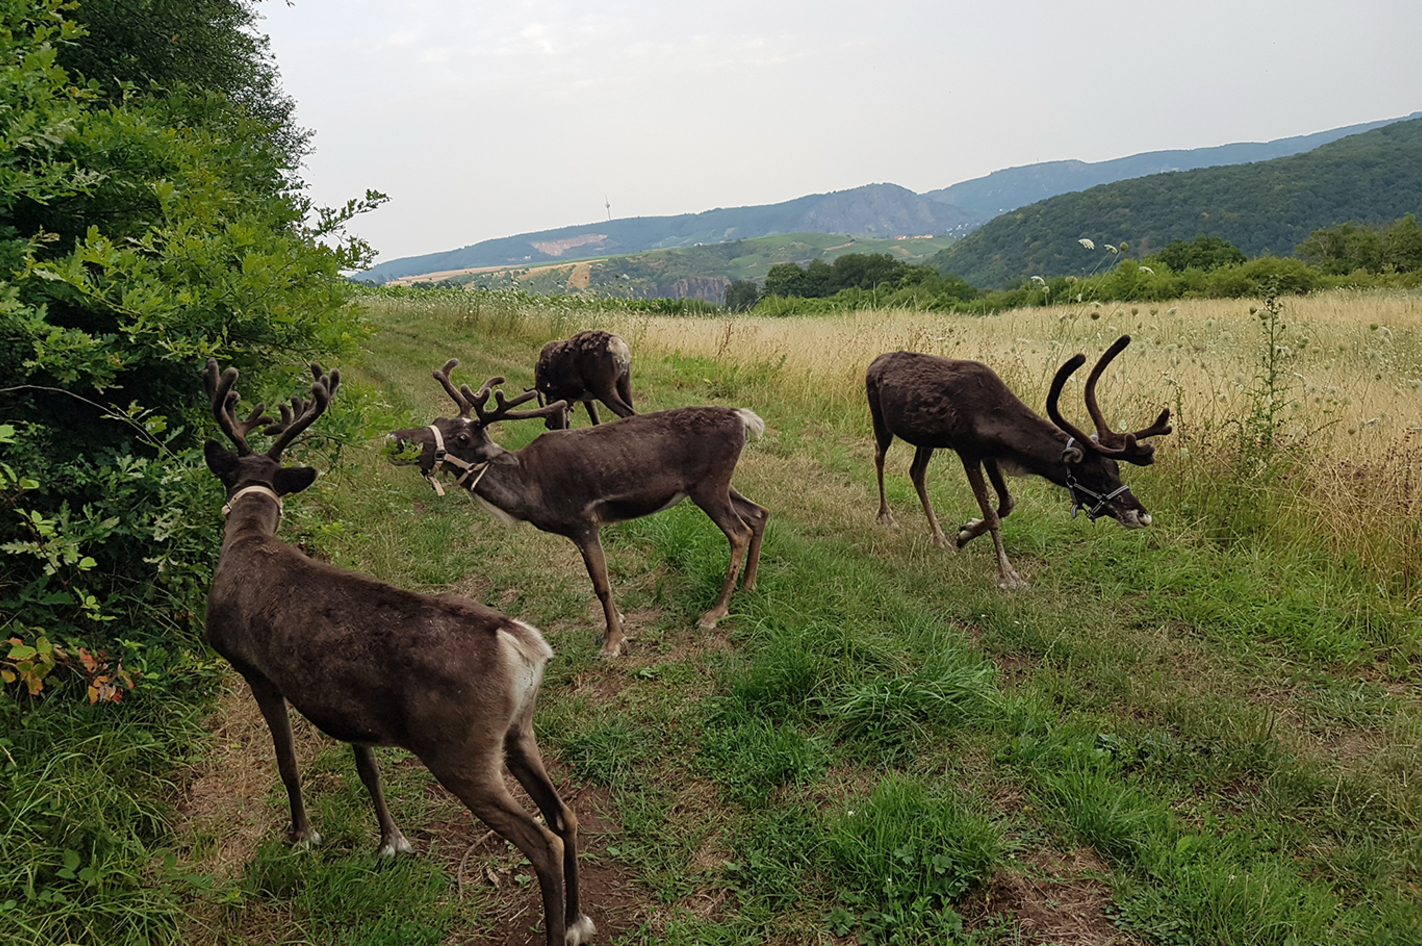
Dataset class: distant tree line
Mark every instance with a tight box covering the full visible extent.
[743,217,1422,314]
[1296,214,1422,274]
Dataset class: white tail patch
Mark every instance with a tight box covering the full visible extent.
[499,619,553,718]
[609,335,632,373]
[737,409,766,440]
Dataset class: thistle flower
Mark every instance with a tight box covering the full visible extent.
[1078,238,1096,250]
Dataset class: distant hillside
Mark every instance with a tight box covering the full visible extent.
[358,183,976,283]
[923,113,1420,216]
[414,233,955,301]
[931,117,1422,287]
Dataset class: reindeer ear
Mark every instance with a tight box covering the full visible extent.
[273,465,319,496]
[205,440,240,479]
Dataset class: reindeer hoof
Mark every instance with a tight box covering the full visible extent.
[996,571,1028,590]
[292,830,322,850]
[566,915,597,945]
[596,638,627,659]
[876,510,895,526]
[697,612,722,630]
[378,834,414,858]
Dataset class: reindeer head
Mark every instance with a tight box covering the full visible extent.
[203,359,340,502]
[385,359,566,480]
[1045,336,1172,528]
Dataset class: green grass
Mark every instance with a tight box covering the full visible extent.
[5,292,1420,945]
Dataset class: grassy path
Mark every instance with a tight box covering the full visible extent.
[173,299,1421,945]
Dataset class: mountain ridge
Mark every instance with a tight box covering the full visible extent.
[932,116,1422,287]
[357,112,1422,285]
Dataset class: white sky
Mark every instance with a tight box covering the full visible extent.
[260,0,1422,265]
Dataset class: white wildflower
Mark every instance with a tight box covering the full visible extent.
[1078,238,1096,250]
[1139,265,1154,275]
[1106,244,1119,255]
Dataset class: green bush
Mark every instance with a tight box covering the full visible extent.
[0,0,381,704]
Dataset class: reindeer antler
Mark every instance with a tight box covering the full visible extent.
[1046,336,1169,465]
[262,363,340,459]
[432,359,475,417]
[467,376,568,427]
[205,358,274,456]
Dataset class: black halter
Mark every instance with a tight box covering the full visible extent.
[1062,437,1130,521]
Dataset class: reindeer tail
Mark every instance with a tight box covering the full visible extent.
[736,409,766,440]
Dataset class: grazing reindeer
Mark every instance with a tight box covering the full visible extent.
[202,360,593,946]
[387,359,768,659]
[532,330,636,429]
[865,335,1172,588]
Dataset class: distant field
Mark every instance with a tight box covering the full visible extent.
[176,288,1420,945]
[387,232,959,295]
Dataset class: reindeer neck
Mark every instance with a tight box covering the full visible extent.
[997,413,1073,486]
[464,453,542,521]
[220,487,284,547]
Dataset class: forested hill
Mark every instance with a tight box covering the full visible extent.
[357,183,976,283]
[921,113,1420,216]
[932,117,1422,287]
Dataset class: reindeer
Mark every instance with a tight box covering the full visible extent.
[202,360,594,946]
[531,330,636,430]
[386,359,768,659]
[865,335,1172,588]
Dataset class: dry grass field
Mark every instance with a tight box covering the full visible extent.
[153,287,1422,946]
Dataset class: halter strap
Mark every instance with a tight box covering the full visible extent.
[1062,438,1131,522]
[222,484,283,518]
[424,424,489,497]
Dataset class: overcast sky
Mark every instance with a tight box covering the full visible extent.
[260,0,1422,265]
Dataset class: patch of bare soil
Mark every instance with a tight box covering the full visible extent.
[443,780,649,946]
[566,262,592,290]
[962,847,1144,946]
[176,675,326,878]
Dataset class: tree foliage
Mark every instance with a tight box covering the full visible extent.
[933,117,1422,286]
[763,253,922,298]
[724,278,759,312]
[1154,235,1247,273]
[0,0,381,705]
[57,0,308,164]
[1296,215,1422,274]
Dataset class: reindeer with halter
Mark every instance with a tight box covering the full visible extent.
[866,335,1172,587]
[203,359,594,946]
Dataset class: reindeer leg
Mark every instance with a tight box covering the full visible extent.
[960,458,1026,589]
[870,400,896,525]
[574,531,628,658]
[504,723,594,945]
[598,383,635,419]
[246,674,320,848]
[425,763,571,946]
[585,401,601,426]
[730,487,768,592]
[612,373,635,417]
[957,459,1014,547]
[352,745,413,857]
[692,489,752,630]
[909,445,948,546]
